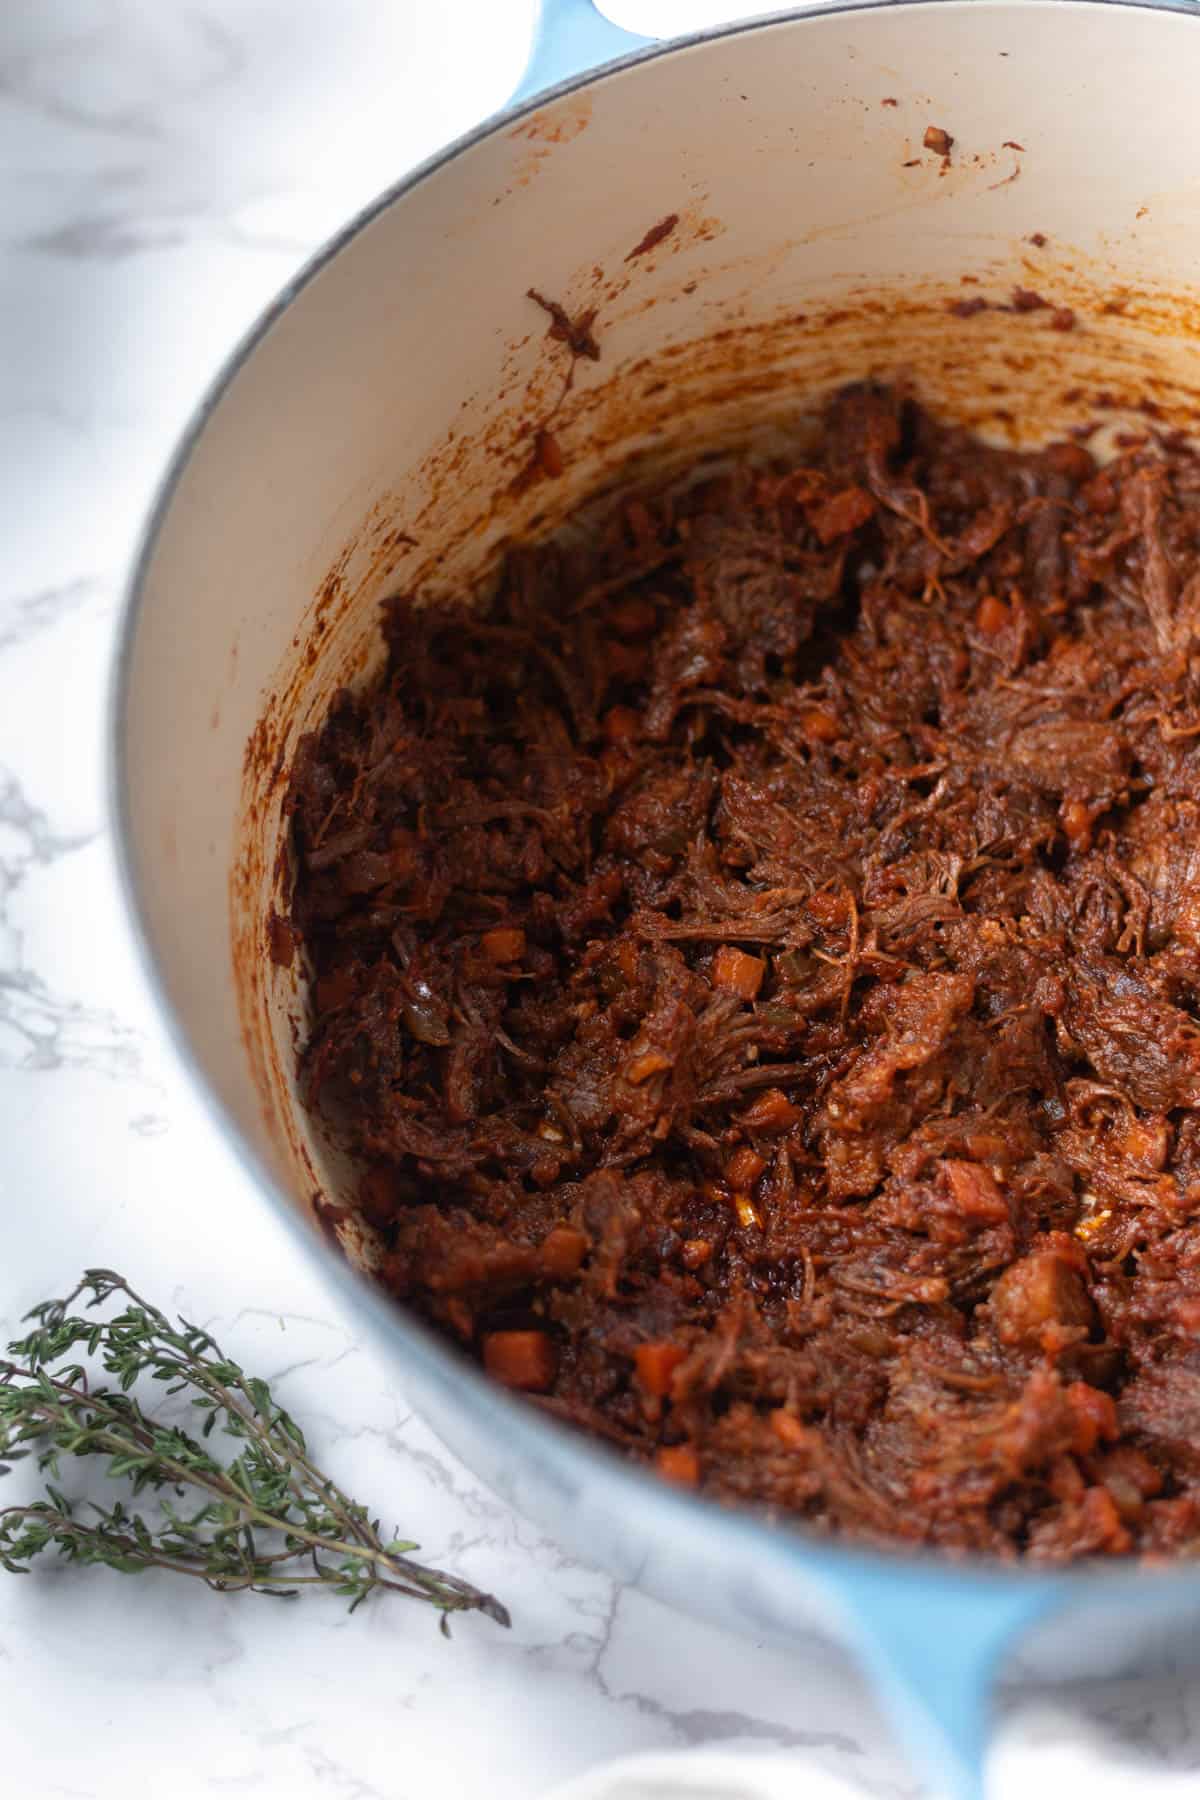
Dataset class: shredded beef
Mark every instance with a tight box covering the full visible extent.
[284,383,1200,1560]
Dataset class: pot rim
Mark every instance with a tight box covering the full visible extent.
[108,0,1200,1605]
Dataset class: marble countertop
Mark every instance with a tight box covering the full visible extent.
[4,4,1200,1796]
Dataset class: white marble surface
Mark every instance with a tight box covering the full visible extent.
[3,3,1200,1796]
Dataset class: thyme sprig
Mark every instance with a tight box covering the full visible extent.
[0,1268,509,1630]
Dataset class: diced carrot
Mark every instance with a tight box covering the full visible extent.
[480,927,526,964]
[1060,797,1092,852]
[540,1226,588,1280]
[681,1238,711,1270]
[726,1145,766,1189]
[975,593,1010,636]
[798,706,840,746]
[656,1444,700,1486]
[741,1088,801,1133]
[609,595,658,639]
[603,704,641,743]
[483,1330,556,1393]
[806,889,850,927]
[712,945,766,1000]
[634,1341,687,1398]
[770,1408,810,1450]
[1114,1115,1169,1172]
[941,1159,1009,1223]
[1066,1381,1119,1455]
[625,1049,672,1085]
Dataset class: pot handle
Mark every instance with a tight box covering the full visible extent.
[515,0,654,104]
[822,1563,1065,1799]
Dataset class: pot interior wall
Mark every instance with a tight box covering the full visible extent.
[121,1,1200,1253]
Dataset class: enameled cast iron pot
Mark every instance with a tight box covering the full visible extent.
[112,3,1200,1793]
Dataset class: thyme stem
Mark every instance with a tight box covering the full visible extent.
[0,1269,509,1630]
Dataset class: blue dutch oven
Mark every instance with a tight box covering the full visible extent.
[114,3,1200,1792]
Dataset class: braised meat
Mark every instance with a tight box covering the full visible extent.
[285,384,1200,1560]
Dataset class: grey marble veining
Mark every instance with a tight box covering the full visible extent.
[3,4,1200,1796]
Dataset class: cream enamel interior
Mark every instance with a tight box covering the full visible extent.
[122,0,1200,1248]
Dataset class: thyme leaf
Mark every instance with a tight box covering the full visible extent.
[0,1269,509,1631]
